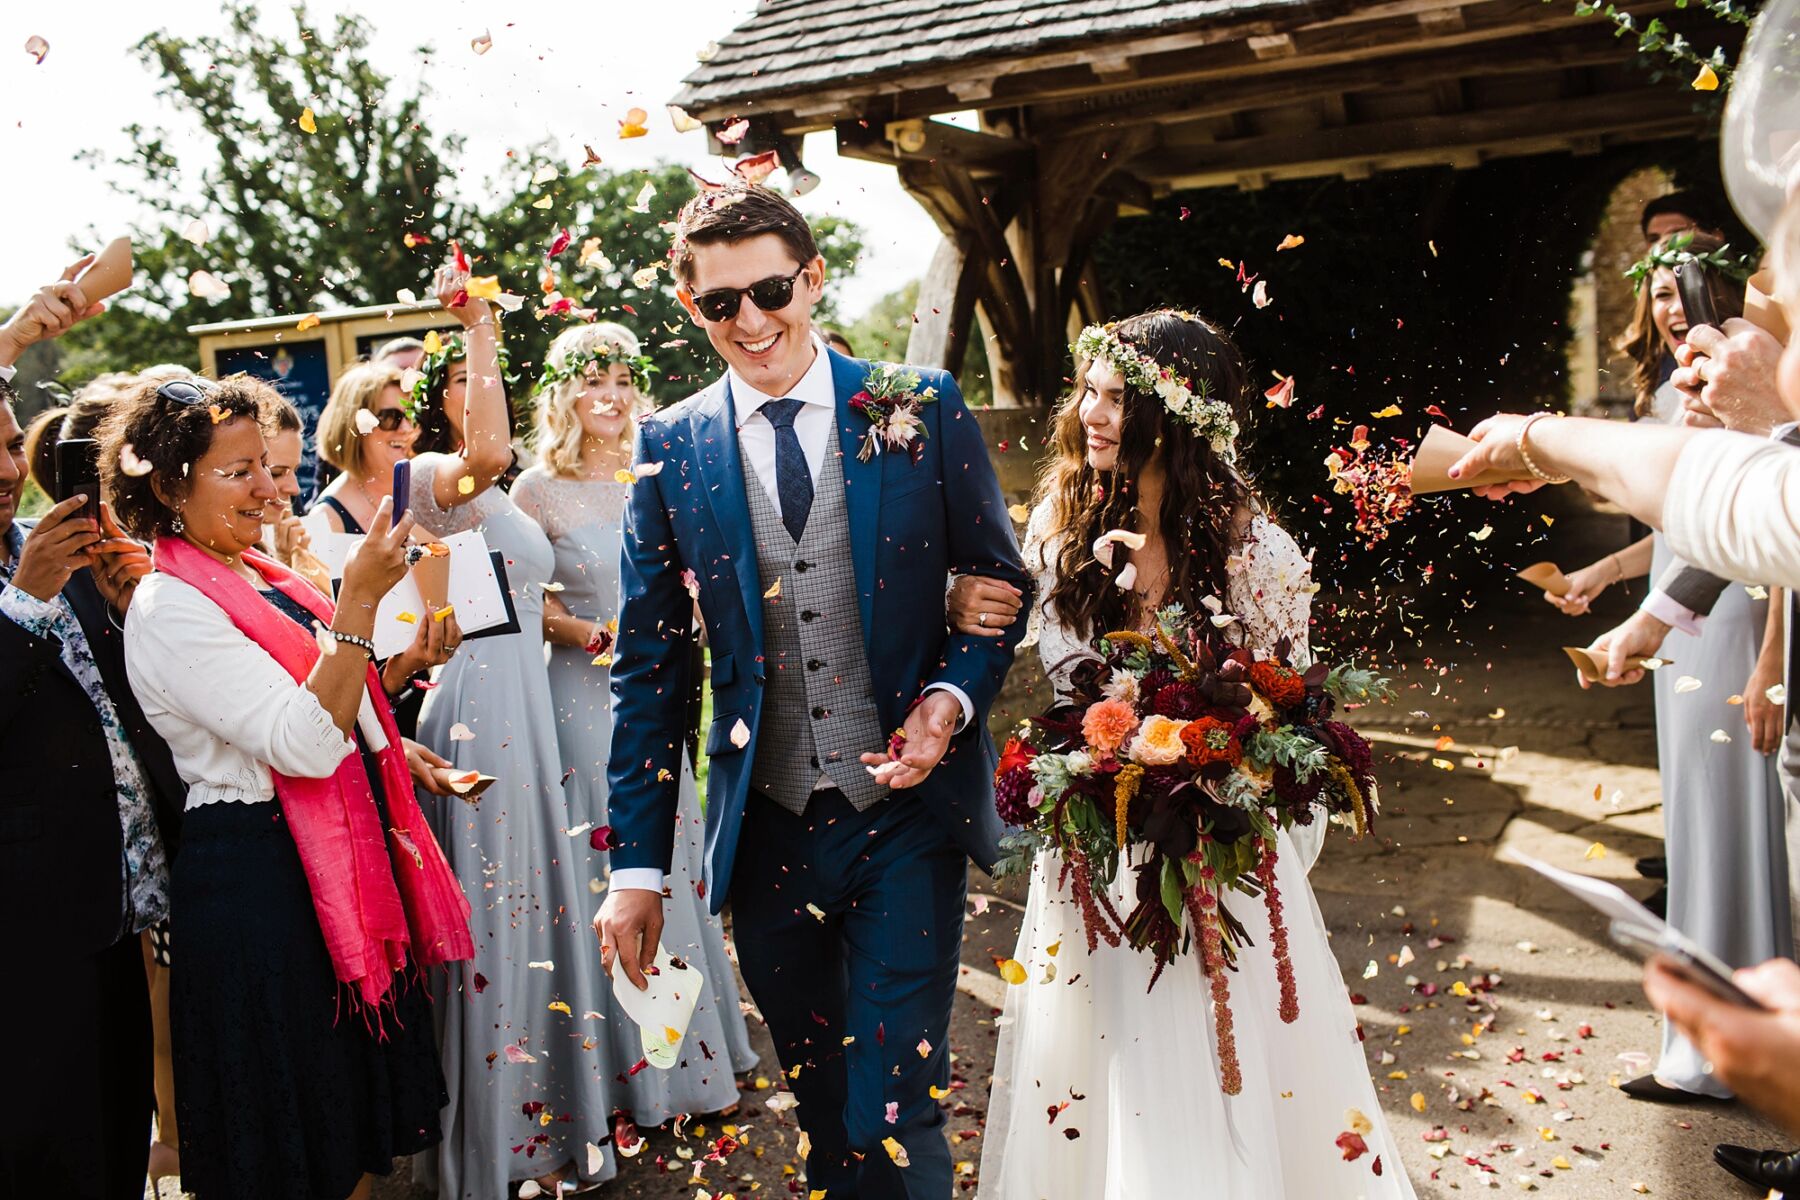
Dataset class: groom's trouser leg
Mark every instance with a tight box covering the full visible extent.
[732,794,858,1198]
[835,793,966,1200]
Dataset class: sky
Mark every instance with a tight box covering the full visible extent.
[0,0,941,318]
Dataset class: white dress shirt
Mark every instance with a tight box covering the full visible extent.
[124,571,385,810]
[610,339,971,897]
[0,362,15,385]
[1663,429,1800,592]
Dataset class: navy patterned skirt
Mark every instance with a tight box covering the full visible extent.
[168,793,447,1199]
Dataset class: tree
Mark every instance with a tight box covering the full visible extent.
[841,279,994,407]
[60,1,461,376]
[470,156,867,415]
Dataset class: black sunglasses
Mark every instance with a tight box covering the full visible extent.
[156,378,220,407]
[369,407,414,431]
[691,265,809,323]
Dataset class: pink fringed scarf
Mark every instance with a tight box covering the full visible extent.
[155,537,473,1008]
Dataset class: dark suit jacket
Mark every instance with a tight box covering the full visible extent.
[0,558,184,957]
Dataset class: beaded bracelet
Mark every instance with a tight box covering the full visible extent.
[1516,413,1571,485]
[329,629,376,658]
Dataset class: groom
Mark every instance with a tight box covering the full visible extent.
[597,185,1031,1198]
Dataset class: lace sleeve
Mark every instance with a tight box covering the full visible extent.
[1226,514,1313,666]
[510,466,555,541]
[407,453,482,539]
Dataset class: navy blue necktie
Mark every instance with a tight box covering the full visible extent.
[761,397,813,542]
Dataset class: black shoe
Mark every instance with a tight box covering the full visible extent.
[1637,855,1668,880]
[1620,1074,1728,1103]
[1642,886,1667,920]
[1715,1143,1800,1191]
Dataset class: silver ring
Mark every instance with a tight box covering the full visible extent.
[978,612,988,627]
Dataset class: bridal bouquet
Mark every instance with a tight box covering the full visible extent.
[994,603,1389,1093]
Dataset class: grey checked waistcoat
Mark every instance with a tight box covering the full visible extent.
[741,447,887,814]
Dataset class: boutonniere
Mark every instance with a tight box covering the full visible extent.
[848,363,938,464]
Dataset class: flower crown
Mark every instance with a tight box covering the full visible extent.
[1073,320,1240,457]
[406,330,514,419]
[1624,230,1756,293]
[532,342,656,398]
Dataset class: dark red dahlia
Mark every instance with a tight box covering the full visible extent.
[1138,668,1175,698]
[995,767,1037,826]
[1324,720,1373,787]
[1152,681,1205,720]
[1273,762,1325,819]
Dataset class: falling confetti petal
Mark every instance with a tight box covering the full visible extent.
[470,29,493,54]
[585,1143,603,1174]
[119,444,153,477]
[1264,374,1297,409]
[1674,675,1702,694]
[465,275,502,301]
[1252,279,1272,309]
[635,460,664,478]
[449,722,475,742]
[669,105,704,133]
[295,313,321,332]
[1693,63,1720,90]
[1008,503,1030,522]
[528,959,554,971]
[181,219,210,247]
[1747,584,1770,599]
[399,368,425,393]
[1363,960,1379,979]
[532,163,560,185]
[1092,528,1147,567]
[1583,842,1607,860]
[630,181,656,213]
[457,475,476,495]
[805,902,826,921]
[718,118,751,145]
[1114,562,1138,590]
[619,107,650,138]
[1277,233,1305,251]
[24,35,49,63]
[1469,525,1493,542]
[1769,684,1788,705]
[729,718,750,748]
[763,578,782,599]
[298,107,317,134]
[997,958,1028,985]
[882,1137,910,1167]
[188,270,231,300]
[354,409,380,435]
[503,1045,538,1064]
[1710,729,1733,743]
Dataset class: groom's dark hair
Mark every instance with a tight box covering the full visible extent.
[670,185,820,285]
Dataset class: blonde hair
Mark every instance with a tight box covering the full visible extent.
[533,322,644,477]
[317,362,405,474]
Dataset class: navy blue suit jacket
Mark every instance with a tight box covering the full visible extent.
[606,351,1032,911]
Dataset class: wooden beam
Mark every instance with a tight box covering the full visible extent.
[948,79,996,103]
[1249,33,1298,60]
[1090,53,1138,81]
[1049,22,1665,139]
[1147,86,1700,189]
[1417,6,1467,34]
[907,236,978,375]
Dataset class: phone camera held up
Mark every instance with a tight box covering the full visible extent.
[53,437,103,527]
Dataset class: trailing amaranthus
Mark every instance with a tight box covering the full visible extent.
[1256,839,1299,1024]
[1189,888,1242,1095]
[1114,763,1144,852]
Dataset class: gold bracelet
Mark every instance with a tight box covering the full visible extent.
[1516,413,1571,484]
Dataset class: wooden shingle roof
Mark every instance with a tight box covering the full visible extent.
[672,0,1315,114]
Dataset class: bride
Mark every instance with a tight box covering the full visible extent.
[954,310,1415,1199]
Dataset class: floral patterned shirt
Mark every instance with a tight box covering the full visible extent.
[0,521,170,936]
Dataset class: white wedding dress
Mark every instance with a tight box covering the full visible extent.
[977,504,1416,1200]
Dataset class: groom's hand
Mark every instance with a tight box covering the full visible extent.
[595,888,664,990]
[860,691,963,789]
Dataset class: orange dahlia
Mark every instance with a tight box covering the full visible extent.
[1248,660,1306,709]
[1181,716,1242,767]
[1081,698,1139,758]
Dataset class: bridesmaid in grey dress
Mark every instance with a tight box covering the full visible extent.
[1552,273,1793,1101]
[514,322,758,1137]
[402,269,626,1198]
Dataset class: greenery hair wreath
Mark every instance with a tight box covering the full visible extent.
[1073,317,1241,457]
[1624,230,1756,294]
[532,342,656,398]
[404,329,515,419]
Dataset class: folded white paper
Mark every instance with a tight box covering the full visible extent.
[611,944,705,1070]
[301,528,510,658]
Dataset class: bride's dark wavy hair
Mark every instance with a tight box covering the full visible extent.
[1035,308,1259,642]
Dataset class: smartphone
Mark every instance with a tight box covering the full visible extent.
[392,458,412,523]
[1610,920,1767,1010]
[53,438,102,526]
[1676,261,1722,330]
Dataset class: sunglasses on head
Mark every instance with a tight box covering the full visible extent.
[156,378,219,407]
[691,265,809,323]
[368,407,413,432]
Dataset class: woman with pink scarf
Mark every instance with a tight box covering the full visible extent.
[105,373,472,1200]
